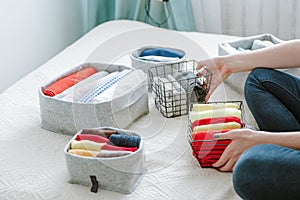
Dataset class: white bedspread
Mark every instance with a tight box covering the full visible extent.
[0,20,242,200]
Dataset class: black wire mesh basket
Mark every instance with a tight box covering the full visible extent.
[187,101,245,167]
[148,60,212,118]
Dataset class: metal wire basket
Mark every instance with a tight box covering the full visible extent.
[187,101,244,168]
[148,60,212,118]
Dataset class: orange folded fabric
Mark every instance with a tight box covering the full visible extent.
[43,67,97,97]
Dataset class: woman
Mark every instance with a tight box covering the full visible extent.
[197,39,300,200]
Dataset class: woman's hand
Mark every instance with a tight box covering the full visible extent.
[197,56,232,101]
[212,128,260,172]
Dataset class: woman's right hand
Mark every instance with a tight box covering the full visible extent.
[197,56,232,101]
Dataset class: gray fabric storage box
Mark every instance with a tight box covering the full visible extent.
[130,46,186,90]
[39,63,149,135]
[218,34,300,94]
[218,34,284,94]
[64,127,146,194]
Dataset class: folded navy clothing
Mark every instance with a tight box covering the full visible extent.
[140,48,185,58]
[109,134,141,148]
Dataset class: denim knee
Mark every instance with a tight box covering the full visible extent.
[233,144,300,200]
[233,144,263,199]
[244,68,270,101]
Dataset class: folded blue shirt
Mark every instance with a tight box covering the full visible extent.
[140,48,184,58]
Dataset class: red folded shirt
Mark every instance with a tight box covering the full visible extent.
[43,67,97,97]
[191,116,243,130]
[76,134,110,143]
[190,129,230,141]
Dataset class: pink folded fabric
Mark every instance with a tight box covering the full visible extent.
[76,134,109,143]
[43,67,97,97]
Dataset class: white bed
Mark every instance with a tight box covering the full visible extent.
[0,20,245,200]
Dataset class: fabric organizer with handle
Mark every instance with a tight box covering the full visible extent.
[39,62,149,135]
[64,127,146,194]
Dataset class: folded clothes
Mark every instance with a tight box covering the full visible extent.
[191,143,229,151]
[68,149,132,158]
[193,122,241,132]
[189,108,242,124]
[138,55,180,62]
[80,69,133,103]
[80,128,117,138]
[96,150,132,158]
[43,67,97,97]
[102,144,138,152]
[71,140,138,152]
[56,71,109,101]
[71,140,105,151]
[175,71,207,102]
[140,47,185,58]
[78,71,120,102]
[192,103,240,112]
[76,134,110,143]
[153,75,187,117]
[109,134,141,148]
[191,129,230,141]
[68,149,99,157]
[191,116,243,130]
[93,69,146,103]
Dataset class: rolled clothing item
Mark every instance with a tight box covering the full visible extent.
[96,150,132,158]
[78,71,120,103]
[102,144,138,152]
[68,149,99,157]
[191,129,230,141]
[76,134,110,143]
[109,134,141,148]
[153,76,187,117]
[140,47,185,58]
[193,121,242,132]
[191,116,243,130]
[80,128,117,138]
[175,71,207,102]
[189,107,242,124]
[80,69,133,103]
[93,69,146,103]
[138,55,180,62]
[43,67,97,97]
[192,103,240,112]
[251,39,275,50]
[71,140,105,151]
[56,71,109,101]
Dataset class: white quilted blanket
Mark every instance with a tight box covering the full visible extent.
[0,20,243,200]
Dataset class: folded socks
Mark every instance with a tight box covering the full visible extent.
[43,67,97,97]
[109,134,141,147]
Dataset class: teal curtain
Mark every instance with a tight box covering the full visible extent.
[85,0,195,32]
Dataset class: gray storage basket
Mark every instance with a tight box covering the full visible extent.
[218,34,284,94]
[130,46,186,91]
[64,127,146,194]
[39,63,149,135]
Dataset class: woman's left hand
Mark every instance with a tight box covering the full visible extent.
[212,128,260,172]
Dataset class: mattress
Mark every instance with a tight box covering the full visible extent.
[0,20,242,200]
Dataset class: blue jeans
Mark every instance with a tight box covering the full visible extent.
[233,68,300,200]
